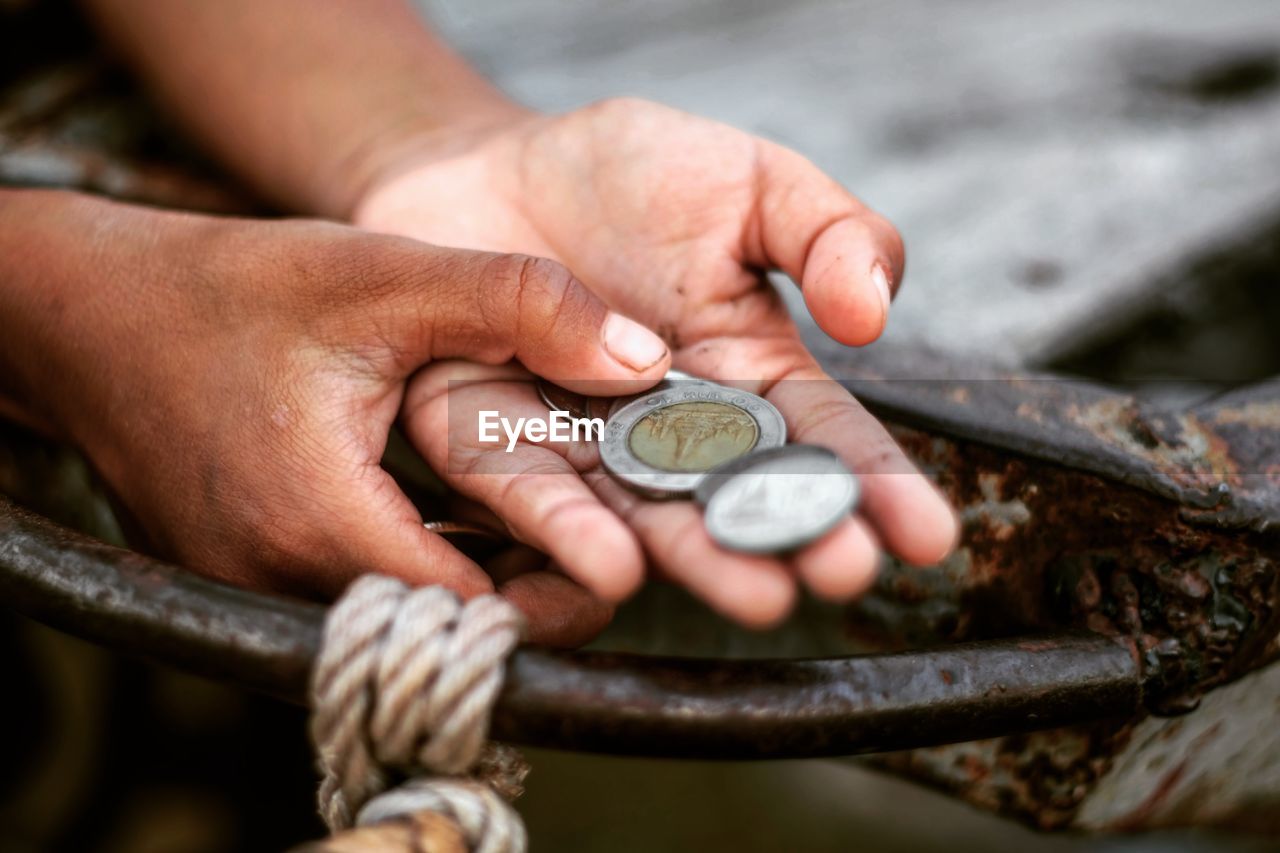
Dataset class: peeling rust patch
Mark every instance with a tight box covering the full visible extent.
[847,420,1280,828]
[882,423,1280,698]
[876,721,1135,831]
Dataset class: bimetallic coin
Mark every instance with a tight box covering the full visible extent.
[695,445,859,553]
[600,383,786,497]
[629,401,759,471]
[604,369,707,419]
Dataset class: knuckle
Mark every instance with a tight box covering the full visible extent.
[791,396,860,437]
[476,253,532,339]
[505,254,584,342]
[516,254,574,297]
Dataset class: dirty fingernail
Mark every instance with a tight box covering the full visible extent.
[603,312,667,372]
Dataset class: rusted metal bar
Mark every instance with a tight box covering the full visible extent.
[495,634,1139,759]
[0,494,321,702]
[0,495,1143,759]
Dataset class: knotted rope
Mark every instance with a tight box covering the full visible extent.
[310,575,527,853]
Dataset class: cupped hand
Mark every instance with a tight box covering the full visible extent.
[355,98,959,626]
[31,197,671,643]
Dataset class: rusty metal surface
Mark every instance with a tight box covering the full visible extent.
[809,343,1280,709]
[0,494,322,702]
[0,494,1145,759]
[496,634,1140,760]
[758,342,1280,829]
[825,341,1280,526]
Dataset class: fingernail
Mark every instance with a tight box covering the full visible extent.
[871,263,892,323]
[603,312,667,372]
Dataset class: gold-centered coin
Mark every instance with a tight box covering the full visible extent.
[627,401,759,472]
[600,382,786,498]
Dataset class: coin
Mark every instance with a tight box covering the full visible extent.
[538,370,706,421]
[629,401,759,471]
[603,369,706,419]
[600,383,786,497]
[536,379,594,420]
[694,445,858,553]
[422,520,511,561]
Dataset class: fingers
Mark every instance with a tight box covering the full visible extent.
[310,462,612,647]
[269,460,496,601]
[676,337,957,567]
[403,363,797,628]
[402,363,647,603]
[746,141,905,347]
[766,365,959,566]
[464,448,647,602]
[592,474,797,628]
[372,246,670,393]
[498,568,616,647]
[791,516,880,601]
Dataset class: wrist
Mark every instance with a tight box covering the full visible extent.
[0,190,188,450]
[321,89,534,222]
[0,189,94,440]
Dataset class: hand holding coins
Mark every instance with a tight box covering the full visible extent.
[403,354,952,628]
[539,371,859,554]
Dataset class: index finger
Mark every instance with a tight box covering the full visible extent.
[743,140,905,348]
[677,338,958,566]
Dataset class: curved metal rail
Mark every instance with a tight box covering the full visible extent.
[0,496,1144,759]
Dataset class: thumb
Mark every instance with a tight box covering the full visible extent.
[296,461,496,601]
[376,248,670,395]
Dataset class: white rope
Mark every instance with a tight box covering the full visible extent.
[310,575,525,851]
[357,778,526,853]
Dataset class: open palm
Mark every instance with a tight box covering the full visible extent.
[356,98,957,626]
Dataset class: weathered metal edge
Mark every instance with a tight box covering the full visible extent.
[0,495,1144,759]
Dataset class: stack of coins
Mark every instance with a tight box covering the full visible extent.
[537,372,859,554]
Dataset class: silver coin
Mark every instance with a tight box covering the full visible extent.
[600,383,786,498]
[694,445,859,553]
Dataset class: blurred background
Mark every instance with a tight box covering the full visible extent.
[4,0,1280,850]
[418,0,1280,396]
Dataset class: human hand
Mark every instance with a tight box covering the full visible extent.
[0,191,672,644]
[353,98,959,626]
